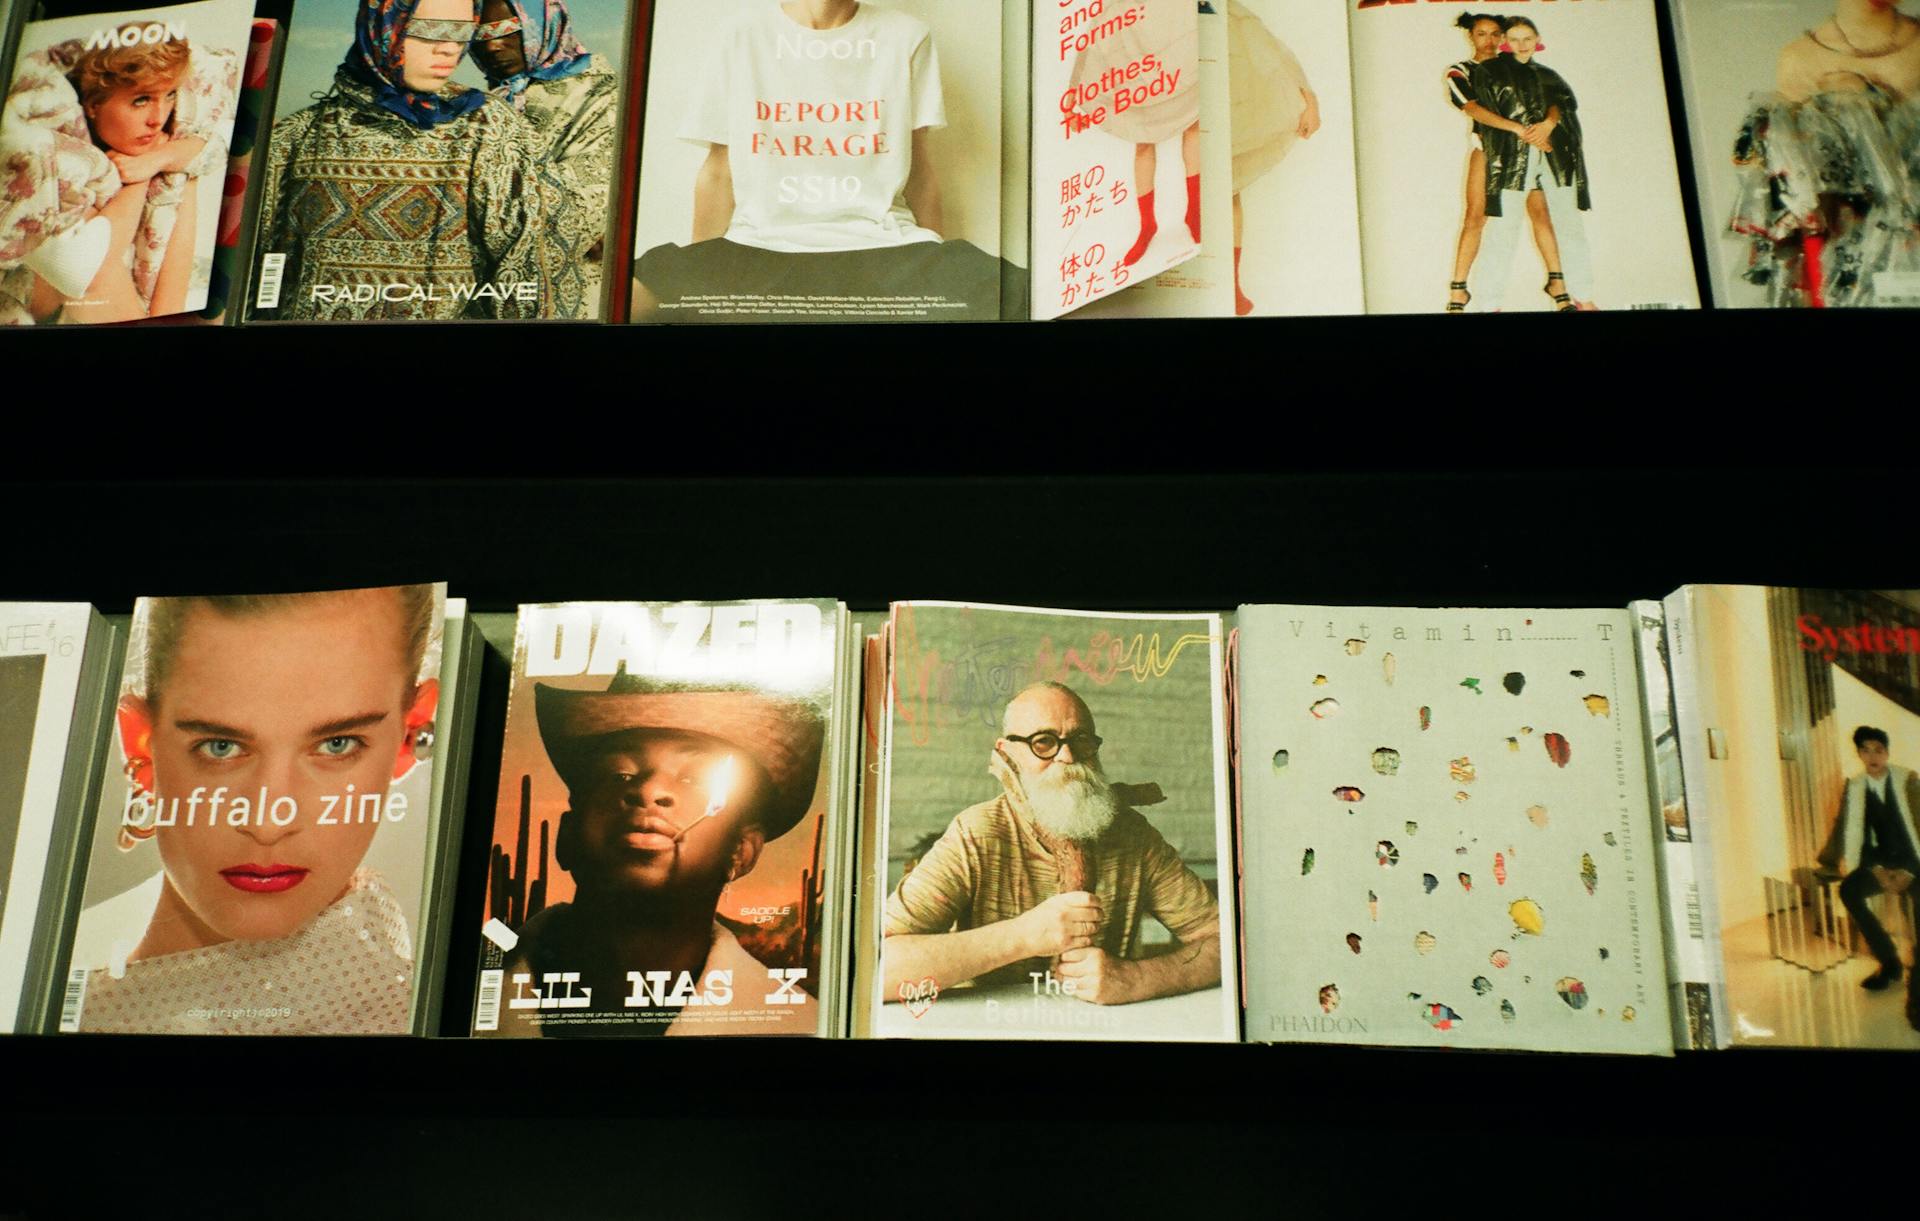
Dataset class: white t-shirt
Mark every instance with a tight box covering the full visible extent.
[682,3,946,252]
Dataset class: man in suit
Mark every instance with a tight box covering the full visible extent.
[1819,726,1920,998]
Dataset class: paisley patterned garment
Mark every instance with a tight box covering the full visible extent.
[509,59,616,316]
[253,69,588,320]
[0,41,238,323]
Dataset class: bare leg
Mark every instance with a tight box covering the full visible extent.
[1233,192,1252,316]
[1449,149,1488,311]
[1526,188,1570,308]
[1181,121,1200,176]
[1124,141,1160,266]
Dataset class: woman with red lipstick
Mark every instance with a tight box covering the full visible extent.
[483,672,825,1037]
[66,585,443,1034]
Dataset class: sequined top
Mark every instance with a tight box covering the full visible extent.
[74,868,415,1035]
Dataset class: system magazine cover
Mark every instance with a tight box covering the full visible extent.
[57,584,450,1035]
[0,0,253,324]
[873,602,1238,1042]
[1073,0,1363,319]
[1672,0,1920,309]
[1349,0,1698,313]
[472,601,843,1038]
[1236,605,1673,1055]
[1667,586,1920,1050]
[629,0,1025,323]
[245,0,631,321]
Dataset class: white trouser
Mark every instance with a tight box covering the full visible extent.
[1471,144,1591,311]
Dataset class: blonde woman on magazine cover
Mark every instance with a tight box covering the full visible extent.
[0,27,236,324]
[71,587,441,1034]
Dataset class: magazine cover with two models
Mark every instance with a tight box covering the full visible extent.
[243,0,634,320]
[1350,0,1699,314]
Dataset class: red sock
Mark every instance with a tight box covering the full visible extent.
[1234,247,1253,316]
[1123,191,1158,267]
[1804,233,1826,309]
[1185,174,1202,243]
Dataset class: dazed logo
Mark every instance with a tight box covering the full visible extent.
[523,603,825,680]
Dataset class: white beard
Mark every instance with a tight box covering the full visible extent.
[1023,761,1120,842]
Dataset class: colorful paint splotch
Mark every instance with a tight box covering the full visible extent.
[1312,674,1328,686]
[1422,873,1438,894]
[1570,670,1586,679]
[1472,976,1493,996]
[1419,706,1431,731]
[1345,639,1367,656]
[1500,998,1516,1023]
[1368,890,1379,921]
[1620,1006,1636,1022]
[1272,748,1290,773]
[1405,820,1419,836]
[1453,791,1471,804]
[1583,694,1610,718]
[1555,978,1589,1011]
[1526,805,1549,829]
[1520,726,1534,735]
[1415,931,1436,955]
[1334,786,1366,803]
[1301,848,1315,876]
[1505,737,1520,752]
[1598,947,1610,961]
[1490,949,1511,969]
[1461,677,1483,695]
[1383,653,1396,685]
[1310,698,1341,719]
[1503,672,1526,695]
[1376,841,1400,867]
[1580,854,1598,896]
[1420,1001,1464,1031]
[1509,898,1545,936]
[1346,933,1363,955]
[1371,747,1402,776]
[1493,853,1508,885]
[1544,732,1572,768]
[1458,872,1472,892]
[1319,984,1341,1013]
[1449,757,1476,784]
[1602,832,1617,847]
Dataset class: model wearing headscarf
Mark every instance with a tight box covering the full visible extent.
[252,0,587,320]
[471,0,617,317]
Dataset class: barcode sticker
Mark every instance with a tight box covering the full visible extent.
[58,967,88,1033]
[255,253,286,309]
[476,969,503,1032]
[1874,271,1920,306]
[1685,881,1704,940]
[1630,302,1686,311]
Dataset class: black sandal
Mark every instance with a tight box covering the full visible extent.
[1447,281,1471,313]
[1544,273,1575,312]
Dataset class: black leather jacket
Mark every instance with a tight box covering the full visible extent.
[1468,53,1591,217]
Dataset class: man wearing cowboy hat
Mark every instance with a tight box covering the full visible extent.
[881,680,1221,1006]
[497,669,825,1037]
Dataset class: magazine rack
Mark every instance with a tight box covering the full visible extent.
[0,451,1912,1211]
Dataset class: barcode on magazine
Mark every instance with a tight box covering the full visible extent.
[476,969,503,1031]
[1685,881,1703,940]
[255,253,287,309]
[1629,302,1684,310]
[1874,272,1920,306]
[58,967,88,1033]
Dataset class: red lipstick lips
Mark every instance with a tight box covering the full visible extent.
[220,864,310,894]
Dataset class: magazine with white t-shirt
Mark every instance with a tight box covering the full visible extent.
[630,0,1021,323]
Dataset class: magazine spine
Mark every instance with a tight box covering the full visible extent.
[1661,585,1732,1049]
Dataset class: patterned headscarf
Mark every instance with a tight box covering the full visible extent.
[479,0,590,107]
[341,0,489,129]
